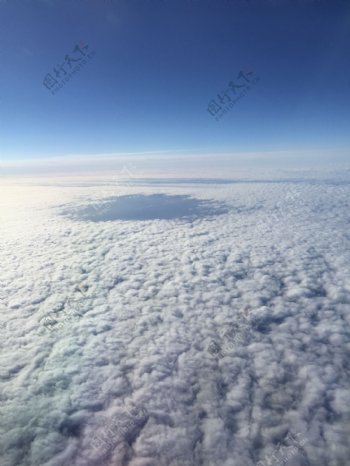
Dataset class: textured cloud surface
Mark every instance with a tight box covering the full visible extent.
[0,174,350,466]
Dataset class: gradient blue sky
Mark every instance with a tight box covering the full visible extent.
[0,0,349,163]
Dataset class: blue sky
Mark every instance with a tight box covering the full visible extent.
[0,0,349,165]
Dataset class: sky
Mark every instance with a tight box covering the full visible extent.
[0,0,349,167]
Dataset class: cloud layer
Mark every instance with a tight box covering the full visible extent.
[0,175,350,465]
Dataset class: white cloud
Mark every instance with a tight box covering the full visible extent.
[0,173,350,465]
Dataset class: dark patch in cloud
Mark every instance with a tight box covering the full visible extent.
[64,194,229,222]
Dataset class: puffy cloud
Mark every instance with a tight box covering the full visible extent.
[0,174,350,465]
